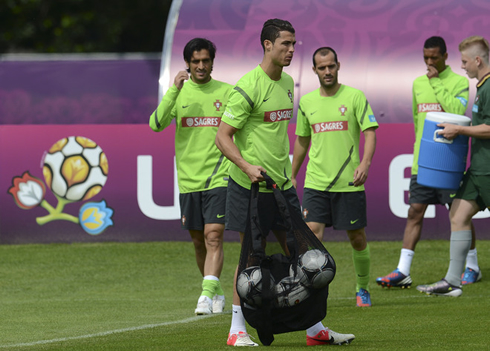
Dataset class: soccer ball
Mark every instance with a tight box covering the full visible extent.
[236,266,274,307]
[298,249,335,289]
[43,136,109,202]
[275,276,310,307]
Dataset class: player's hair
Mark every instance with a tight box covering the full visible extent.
[424,36,447,55]
[183,38,216,64]
[312,47,338,67]
[459,36,490,64]
[260,18,295,51]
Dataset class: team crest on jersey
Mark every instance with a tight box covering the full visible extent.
[303,208,308,219]
[214,99,223,111]
[288,89,293,103]
[475,95,480,103]
[181,215,186,226]
[339,105,347,116]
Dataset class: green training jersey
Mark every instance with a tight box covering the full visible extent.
[469,73,490,174]
[149,78,232,193]
[222,65,294,191]
[412,65,469,174]
[296,85,379,192]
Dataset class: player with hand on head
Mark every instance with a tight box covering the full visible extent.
[377,36,481,290]
[216,18,354,347]
[291,46,378,308]
[417,36,490,296]
[149,38,231,315]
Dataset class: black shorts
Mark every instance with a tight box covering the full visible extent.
[409,175,456,205]
[456,170,490,210]
[179,187,227,230]
[225,177,302,233]
[302,188,367,231]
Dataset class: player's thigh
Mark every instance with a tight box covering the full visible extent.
[410,175,455,205]
[301,188,332,226]
[202,187,227,226]
[179,192,204,230]
[330,191,367,231]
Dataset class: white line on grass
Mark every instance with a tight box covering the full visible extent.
[0,314,218,349]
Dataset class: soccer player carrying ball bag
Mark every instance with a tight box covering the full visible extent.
[236,173,336,346]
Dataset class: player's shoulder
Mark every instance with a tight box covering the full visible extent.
[300,88,320,102]
[340,84,367,100]
[212,79,233,89]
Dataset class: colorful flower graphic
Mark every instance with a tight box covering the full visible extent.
[7,136,114,236]
[8,172,46,209]
[79,200,114,235]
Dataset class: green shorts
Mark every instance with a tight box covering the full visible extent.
[456,170,490,210]
[179,187,227,230]
[302,188,367,231]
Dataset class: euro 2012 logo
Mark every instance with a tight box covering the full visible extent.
[8,136,114,235]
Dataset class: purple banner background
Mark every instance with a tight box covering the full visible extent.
[1,124,490,244]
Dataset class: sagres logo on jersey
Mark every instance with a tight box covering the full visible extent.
[339,105,347,116]
[418,103,443,113]
[213,99,223,111]
[182,117,221,127]
[313,121,348,133]
[264,109,292,122]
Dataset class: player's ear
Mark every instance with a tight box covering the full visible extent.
[185,61,190,73]
[264,39,273,52]
[337,61,341,71]
[311,65,316,74]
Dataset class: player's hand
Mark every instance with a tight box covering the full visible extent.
[427,65,439,79]
[245,166,267,183]
[436,123,459,140]
[352,164,369,187]
[174,70,189,90]
[291,177,298,189]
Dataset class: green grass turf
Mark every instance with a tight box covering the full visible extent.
[1,239,489,350]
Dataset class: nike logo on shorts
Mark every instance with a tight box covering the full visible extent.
[350,219,359,224]
[450,194,456,198]
[217,214,225,218]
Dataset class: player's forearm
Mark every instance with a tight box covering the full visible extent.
[431,79,469,115]
[361,129,377,167]
[291,136,310,179]
[215,126,251,173]
[149,86,179,132]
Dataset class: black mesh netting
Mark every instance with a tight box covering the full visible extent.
[237,174,336,346]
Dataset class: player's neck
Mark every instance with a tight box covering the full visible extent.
[260,60,283,81]
[477,66,490,82]
[320,83,341,97]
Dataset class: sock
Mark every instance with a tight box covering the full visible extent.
[353,245,370,292]
[229,305,247,334]
[201,276,219,299]
[445,230,472,286]
[203,275,224,296]
[397,249,414,276]
[465,248,479,271]
[306,321,325,337]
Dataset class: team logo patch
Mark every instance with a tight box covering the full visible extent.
[456,96,468,107]
[473,104,479,113]
[182,117,221,127]
[288,89,293,103]
[417,103,443,113]
[303,208,308,219]
[475,95,480,103]
[339,105,347,116]
[312,121,348,133]
[264,109,292,122]
[369,114,377,123]
[214,99,223,111]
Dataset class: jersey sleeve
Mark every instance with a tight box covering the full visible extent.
[149,85,179,132]
[430,76,469,115]
[354,91,379,131]
[295,98,311,137]
[221,83,254,130]
[412,82,419,136]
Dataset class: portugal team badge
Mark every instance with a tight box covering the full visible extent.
[214,99,223,111]
[339,105,347,116]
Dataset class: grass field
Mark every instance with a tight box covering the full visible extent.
[1,239,489,350]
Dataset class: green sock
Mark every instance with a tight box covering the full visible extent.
[201,279,218,299]
[353,245,370,292]
[215,281,224,296]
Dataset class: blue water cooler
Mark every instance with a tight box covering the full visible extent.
[417,112,471,190]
